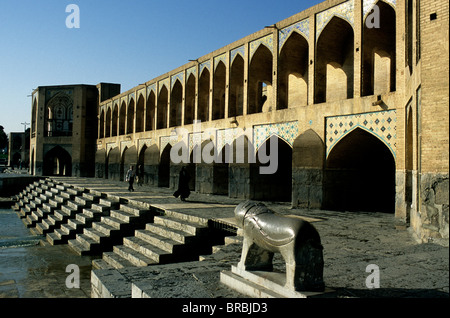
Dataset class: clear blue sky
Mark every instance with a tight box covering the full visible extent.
[0,0,321,134]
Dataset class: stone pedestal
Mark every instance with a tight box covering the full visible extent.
[220,265,332,298]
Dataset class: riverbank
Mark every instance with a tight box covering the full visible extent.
[1,176,449,299]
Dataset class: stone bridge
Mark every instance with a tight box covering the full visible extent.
[31,0,447,243]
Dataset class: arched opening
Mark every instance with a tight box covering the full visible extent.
[99,110,105,138]
[159,144,171,187]
[95,149,106,178]
[292,129,325,208]
[213,61,226,120]
[248,45,273,114]
[121,146,137,181]
[119,102,126,135]
[157,86,168,130]
[251,136,292,202]
[228,134,254,199]
[214,144,230,195]
[107,147,121,180]
[112,104,118,137]
[43,146,72,176]
[362,1,396,96]
[136,95,145,133]
[137,145,147,184]
[30,149,35,175]
[144,144,160,186]
[198,68,210,122]
[127,99,135,135]
[170,80,183,127]
[185,74,196,125]
[229,54,244,117]
[315,16,354,103]
[45,93,73,137]
[324,128,395,213]
[279,32,309,109]
[31,99,37,136]
[405,106,414,207]
[146,91,156,131]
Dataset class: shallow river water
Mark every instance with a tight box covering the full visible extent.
[0,208,93,298]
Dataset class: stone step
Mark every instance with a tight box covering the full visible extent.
[153,215,206,236]
[135,229,185,254]
[144,223,195,244]
[122,236,172,264]
[112,244,158,267]
[92,257,118,270]
[99,252,134,269]
[68,236,98,256]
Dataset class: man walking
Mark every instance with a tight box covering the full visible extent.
[126,165,136,192]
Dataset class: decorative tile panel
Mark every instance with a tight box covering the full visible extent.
[160,135,179,154]
[186,66,197,80]
[147,84,156,97]
[316,0,354,40]
[189,132,203,153]
[137,88,146,100]
[326,110,397,158]
[250,34,274,61]
[199,60,211,76]
[171,72,184,89]
[214,53,227,70]
[363,0,396,18]
[279,18,310,51]
[253,121,299,151]
[159,78,170,93]
[230,46,245,64]
[106,142,117,154]
[138,138,152,153]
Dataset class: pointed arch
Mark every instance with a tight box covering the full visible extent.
[127,98,135,134]
[184,73,196,125]
[251,136,292,202]
[315,16,354,103]
[146,90,156,131]
[279,31,309,109]
[170,79,183,127]
[43,146,72,176]
[324,127,395,213]
[198,68,210,122]
[112,103,119,137]
[213,61,226,120]
[157,86,169,129]
[136,95,145,133]
[229,54,244,117]
[248,45,273,114]
[119,101,127,135]
[362,0,396,96]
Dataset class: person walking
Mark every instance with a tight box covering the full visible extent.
[173,166,190,201]
[126,165,136,192]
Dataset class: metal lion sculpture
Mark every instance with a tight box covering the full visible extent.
[235,201,325,292]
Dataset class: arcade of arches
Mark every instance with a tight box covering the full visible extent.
[31,0,449,243]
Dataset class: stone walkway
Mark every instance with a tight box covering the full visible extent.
[2,177,449,298]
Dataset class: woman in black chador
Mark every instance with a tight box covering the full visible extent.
[173,166,190,201]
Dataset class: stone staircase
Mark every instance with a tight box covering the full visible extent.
[67,199,154,256]
[92,208,218,270]
[13,178,236,274]
[14,180,83,230]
